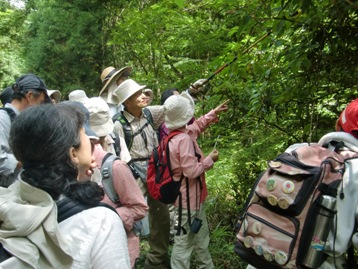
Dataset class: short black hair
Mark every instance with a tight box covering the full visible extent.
[0,87,14,106]
[161,88,179,105]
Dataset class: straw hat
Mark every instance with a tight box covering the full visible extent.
[99,66,132,96]
[113,79,146,105]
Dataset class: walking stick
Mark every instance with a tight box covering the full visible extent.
[191,32,271,90]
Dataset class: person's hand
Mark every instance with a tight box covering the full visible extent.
[189,78,208,94]
[214,99,230,115]
[209,149,219,162]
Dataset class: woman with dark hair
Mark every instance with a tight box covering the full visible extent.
[0,103,130,269]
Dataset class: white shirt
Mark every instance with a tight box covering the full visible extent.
[58,207,131,269]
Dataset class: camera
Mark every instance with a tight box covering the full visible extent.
[190,217,202,234]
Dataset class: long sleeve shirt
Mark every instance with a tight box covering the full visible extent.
[0,104,20,187]
[93,145,148,231]
[113,106,165,167]
[169,110,219,210]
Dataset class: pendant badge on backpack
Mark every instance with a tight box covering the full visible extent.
[234,142,358,269]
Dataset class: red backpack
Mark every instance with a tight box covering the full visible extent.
[147,130,183,204]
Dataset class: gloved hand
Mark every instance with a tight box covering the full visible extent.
[189,78,207,94]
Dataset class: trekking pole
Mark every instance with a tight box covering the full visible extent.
[191,32,271,90]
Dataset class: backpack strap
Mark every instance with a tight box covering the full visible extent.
[56,197,117,223]
[143,108,154,129]
[0,107,16,122]
[0,244,12,263]
[112,108,155,150]
[109,132,121,157]
[112,111,132,149]
[101,153,121,204]
[176,177,190,236]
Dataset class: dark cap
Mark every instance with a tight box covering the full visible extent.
[13,74,51,103]
[0,87,14,106]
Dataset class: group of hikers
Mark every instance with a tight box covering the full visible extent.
[2,66,358,269]
[0,67,229,269]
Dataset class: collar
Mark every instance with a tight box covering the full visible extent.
[4,103,20,115]
[122,109,145,123]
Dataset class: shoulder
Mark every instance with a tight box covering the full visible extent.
[146,105,164,113]
[0,108,11,121]
[61,206,122,228]
[112,158,129,170]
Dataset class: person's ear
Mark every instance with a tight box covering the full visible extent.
[25,91,33,102]
[69,147,80,165]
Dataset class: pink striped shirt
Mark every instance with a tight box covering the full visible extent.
[93,145,148,231]
[168,110,219,210]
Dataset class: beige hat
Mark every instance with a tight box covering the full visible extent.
[83,97,113,137]
[68,90,89,103]
[164,92,195,130]
[143,88,153,104]
[47,89,61,103]
[113,79,146,105]
[100,66,132,96]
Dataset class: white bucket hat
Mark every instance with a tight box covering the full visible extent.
[68,90,89,103]
[47,89,61,103]
[113,79,146,105]
[143,88,153,104]
[100,66,132,96]
[164,92,195,130]
[83,97,114,137]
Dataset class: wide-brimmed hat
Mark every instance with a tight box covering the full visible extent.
[68,90,89,103]
[47,89,61,103]
[113,79,146,105]
[337,99,358,139]
[163,92,195,130]
[143,88,153,104]
[61,101,99,141]
[83,97,113,137]
[13,74,51,103]
[99,66,132,96]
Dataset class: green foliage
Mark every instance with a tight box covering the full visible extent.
[0,1,26,88]
[2,0,358,265]
[24,0,108,96]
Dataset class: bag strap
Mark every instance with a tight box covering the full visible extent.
[101,153,121,204]
[112,108,155,150]
[109,132,121,157]
[143,108,154,129]
[112,111,132,149]
[0,244,12,263]
[0,107,16,122]
[56,197,117,223]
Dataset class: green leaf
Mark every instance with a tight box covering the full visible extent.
[174,0,184,8]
